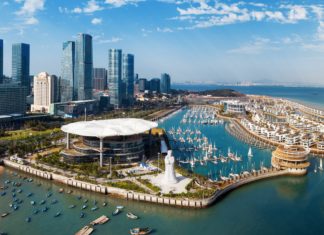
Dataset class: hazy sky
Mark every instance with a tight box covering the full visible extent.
[1,0,324,85]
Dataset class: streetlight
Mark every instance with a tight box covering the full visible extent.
[158,152,160,172]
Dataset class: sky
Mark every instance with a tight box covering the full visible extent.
[1,0,324,86]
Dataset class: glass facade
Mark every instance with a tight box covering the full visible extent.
[60,41,75,102]
[122,54,134,106]
[93,68,107,90]
[138,78,147,92]
[108,49,122,108]
[75,34,93,101]
[0,84,27,115]
[160,73,171,94]
[0,39,3,84]
[12,43,30,93]
[150,78,160,93]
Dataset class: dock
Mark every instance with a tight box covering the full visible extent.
[90,215,109,225]
[75,225,94,235]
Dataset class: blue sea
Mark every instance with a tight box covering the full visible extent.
[1,85,324,234]
[173,84,324,109]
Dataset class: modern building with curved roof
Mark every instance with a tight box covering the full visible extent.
[61,118,158,166]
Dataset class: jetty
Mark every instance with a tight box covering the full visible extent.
[75,225,94,235]
[90,215,109,225]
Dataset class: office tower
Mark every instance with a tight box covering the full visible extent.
[0,84,27,115]
[0,39,3,84]
[75,33,93,100]
[160,73,171,94]
[108,49,122,108]
[150,78,160,93]
[138,78,147,92]
[93,68,107,90]
[122,54,134,106]
[12,43,30,93]
[31,72,58,113]
[60,41,75,102]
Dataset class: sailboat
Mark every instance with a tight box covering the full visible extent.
[248,147,253,157]
[319,158,323,171]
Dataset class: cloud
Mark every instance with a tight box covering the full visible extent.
[98,37,123,43]
[72,0,103,14]
[228,37,278,54]
[24,16,39,25]
[15,0,45,16]
[105,0,144,8]
[157,27,173,32]
[91,17,102,25]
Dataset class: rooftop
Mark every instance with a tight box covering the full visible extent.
[61,118,158,138]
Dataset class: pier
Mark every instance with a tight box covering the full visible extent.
[3,158,290,209]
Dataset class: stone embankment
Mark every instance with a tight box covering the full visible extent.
[3,159,289,209]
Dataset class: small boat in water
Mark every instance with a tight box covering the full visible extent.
[126,212,138,220]
[248,147,253,157]
[40,200,46,205]
[33,209,39,215]
[42,207,48,212]
[59,188,64,193]
[1,212,9,218]
[112,208,120,216]
[30,201,36,205]
[25,217,31,223]
[69,204,76,209]
[54,211,61,217]
[83,199,88,203]
[91,206,98,211]
[102,202,107,207]
[80,212,85,218]
[130,227,152,235]
[116,205,124,210]
[27,193,33,197]
[82,205,88,210]
[51,199,58,205]
[46,192,52,198]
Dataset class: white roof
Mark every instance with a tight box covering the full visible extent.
[61,118,158,138]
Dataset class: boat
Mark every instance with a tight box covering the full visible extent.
[51,199,58,204]
[80,212,85,218]
[116,205,124,210]
[46,192,52,198]
[91,206,98,211]
[83,199,88,203]
[75,225,94,235]
[69,205,76,209]
[59,188,64,193]
[40,200,46,205]
[1,212,9,218]
[27,193,33,197]
[25,217,31,223]
[90,215,110,225]
[0,192,6,196]
[33,209,39,215]
[42,207,48,212]
[102,202,107,207]
[67,190,73,194]
[112,208,120,216]
[248,147,253,157]
[126,212,138,220]
[54,211,61,217]
[82,205,88,210]
[130,227,152,235]
[319,158,323,171]
[30,201,36,205]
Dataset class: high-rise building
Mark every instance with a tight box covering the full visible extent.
[60,41,75,102]
[138,78,147,92]
[75,33,93,100]
[150,78,160,93]
[0,84,27,115]
[160,73,171,94]
[12,43,30,93]
[0,39,3,84]
[93,68,107,90]
[122,54,134,106]
[31,72,58,113]
[108,49,122,108]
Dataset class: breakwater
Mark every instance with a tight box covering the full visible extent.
[3,159,289,209]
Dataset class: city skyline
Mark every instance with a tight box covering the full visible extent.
[1,0,324,85]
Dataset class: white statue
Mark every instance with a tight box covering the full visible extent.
[163,150,178,184]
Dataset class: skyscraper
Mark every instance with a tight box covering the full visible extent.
[0,84,27,115]
[138,78,147,92]
[108,49,122,108]
[122,54,134,106]
[75,33,93,100]
[60,41,75,102]
[12,43,30,93]
[32,72,58,113]
[160,73,171,94]
[0,39,3,84]
[93,68,107,90]
[150,78,160,93]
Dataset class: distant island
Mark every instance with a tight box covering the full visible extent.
[172,89,245,97]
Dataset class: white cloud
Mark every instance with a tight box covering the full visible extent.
[105,0,144,8]
[157,27,173,32]
[24,16,38,25]
[16,0,45,16]
[98,37,123,43]
[91,17,102,25]
[72,0,103,14]
[228,37,278,54]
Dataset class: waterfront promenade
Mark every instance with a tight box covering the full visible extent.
[3,158,289,209]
